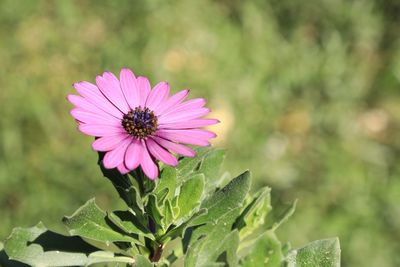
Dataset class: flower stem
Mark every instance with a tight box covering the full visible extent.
[151,243,164,262]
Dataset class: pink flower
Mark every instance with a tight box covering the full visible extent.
[68,68,218,180]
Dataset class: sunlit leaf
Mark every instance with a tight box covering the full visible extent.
[3,223,135,267]
[62,199,138,244]
[176,174,205,223]
[107,210,155,241]
[184,209,240,267]
[267,200,297,231]
[135,255,154,267]
[162,199,175,229]
[235,187,272,239]
[177,148,212,181]
[160,209,207,243]
[124,185,145,214]
[190,171,251,226]
[155,166,177,201]
[240,231,284,267]
[286,238,341,267]
[194,149,225,191]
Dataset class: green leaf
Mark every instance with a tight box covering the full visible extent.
[183,171,251,266]
[214,230,240,267]
[156,188,170,207]
[107,210,155,241]
[235,187,272,235]
[282,242,291,258]
[155,166,177,201]
[3,223,135,267]
[267,200,297,231]
[154,177,176,229]
[134,255,154,267]
[160,209,207,243]
[286,238,341,267]
[62,199,138,244]
[124,185,145,213]
[162,199,175,228]
[194,149,225,191]
[176,174,205,223]
[240,231,284,267]
[1,241,27,267]
[141,170,157,193]
[172,196,180,217]
[184,209,240,267]
[147,194,164,229]
[97,152,135,207]
[190,171,251,226]
[177,147,212,181]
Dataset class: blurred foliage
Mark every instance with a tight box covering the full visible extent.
[0,0,399,266]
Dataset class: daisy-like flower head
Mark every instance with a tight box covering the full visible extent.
[68,68,218,180]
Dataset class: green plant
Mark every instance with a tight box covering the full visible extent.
[1,148,340,266]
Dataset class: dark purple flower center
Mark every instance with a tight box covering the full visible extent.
[122,107,158,139]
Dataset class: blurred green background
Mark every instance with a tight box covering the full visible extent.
[0,0,399,266]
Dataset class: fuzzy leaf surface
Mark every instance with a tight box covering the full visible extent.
[134,255,154,266]
[184,209,240,267]
[62,199,138,244]
[176,174,205,223]
[107,210,154,241]
[3,223,135,266]
[267,200,297,231]
[155,166,177,201]
[194,149,225,191]
[286,238,341,267]
[235,187,272,239]
[177,148,211,181]
[240,231,284,267]
[183,171,251,267]
[190,171,251,226]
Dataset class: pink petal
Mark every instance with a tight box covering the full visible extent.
[146,138,178,166]
[158,118,220,129]
[103,138,131,169]
[67,95,93,110]
[136,76,151,108]
[96,72,130,113]
[120,68,140,109]
[140,141,158,180]
[152,136,196,157]
[117,163,130,174]
[79,124,125,137]
[158,108,210,124]
[68,95,121,120]
[145,82,170,111]
[70,109,121,126]
[162,98,206,115]
[153,89,189,115]
[156,129,216,146]
[92,134,130,151]
[125,139,142,170]
[74,81,123,118]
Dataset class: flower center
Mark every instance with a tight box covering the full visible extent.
[122,107,158,139]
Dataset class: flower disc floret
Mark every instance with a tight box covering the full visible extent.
[122,107,158,139]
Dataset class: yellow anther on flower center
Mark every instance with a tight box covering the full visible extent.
[122,107,158,139]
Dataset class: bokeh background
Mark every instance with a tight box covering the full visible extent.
[0,0,399,266]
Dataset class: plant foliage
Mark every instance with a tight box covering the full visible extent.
[1,149,340,266]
